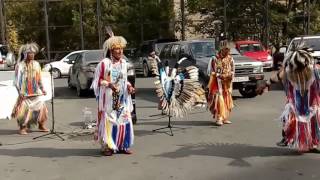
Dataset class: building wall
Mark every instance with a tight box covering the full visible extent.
[173,0,209,40]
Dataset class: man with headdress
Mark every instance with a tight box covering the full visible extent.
[91,32,135,156]
[207,42,235,126]
[257,40,320,152]
[11,43,49,135]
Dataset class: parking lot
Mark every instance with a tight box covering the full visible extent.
[0,71,319,180]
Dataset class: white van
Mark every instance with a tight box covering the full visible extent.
[43,50,86,78]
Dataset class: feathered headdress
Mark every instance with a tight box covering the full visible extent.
[17,42,39,62]
[284,38,314,96]
[102,26,127,51]
[150,56,206,117]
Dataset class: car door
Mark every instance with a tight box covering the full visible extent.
[170,44,180,67]
[159,44,172,66]
[70,53,83,86]
[178,43,194,69]
[62,53,78,75]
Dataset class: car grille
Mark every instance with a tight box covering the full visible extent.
[235,67,254,76]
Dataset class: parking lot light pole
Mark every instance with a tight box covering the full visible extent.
[307,0,310,35]
[181,0,186,41]
[97,0,102,48]
[79,0,84,49]
[44,0,51,62]
[0,0,6,44]
[223,0,227,39]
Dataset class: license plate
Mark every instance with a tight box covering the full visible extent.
[233,76,249,82]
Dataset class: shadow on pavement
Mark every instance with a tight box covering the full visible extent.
[0,147,101,157]
[54,87,94,100]
[154,142,301,167]
[139,120,215,127]
[0,129,19,135]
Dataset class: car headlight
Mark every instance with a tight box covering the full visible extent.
[267,55,272,61]
[127,69,135,76]
[253,66,263,73]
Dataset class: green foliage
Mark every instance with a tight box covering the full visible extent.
[187,0,320,48]
[4,0,175,58]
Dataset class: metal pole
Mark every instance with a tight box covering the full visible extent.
[180,0,185,40]
[0,0,6,44]
[44,0,51,62]
[307,0,310,35]
[223,0,227,39]
[97,0,102,48]
[79,0,84,49]
[139,0,144,43]
[265,0,269,49]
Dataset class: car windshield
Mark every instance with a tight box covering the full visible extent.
[239,43,264,53]
[290,38,320,51]
[190,42,215,58]
[230,48,241,56]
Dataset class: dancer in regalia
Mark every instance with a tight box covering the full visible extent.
[91,32,135,156]
[207,46,235,126]
[11,43,49,135]
[257,40,320,152]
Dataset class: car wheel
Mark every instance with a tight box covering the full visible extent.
[239,85,257,98]
[76,83,86,97]
[52,68,61,79]
[143,62,150,77]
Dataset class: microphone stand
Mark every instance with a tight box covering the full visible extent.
[33,61,64,141]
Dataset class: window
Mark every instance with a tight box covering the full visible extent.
[66,54,78,64]
[84,50,104,63]
[170,44,180,59]
[190,42,215,58]
[159,44,172,59]
[290,38,320,51]
[74,53,83,65]
[239,43,264,53]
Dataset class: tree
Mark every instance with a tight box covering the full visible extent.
[6,22,19,53]
[187,0,320,48]
[4,0,175,56]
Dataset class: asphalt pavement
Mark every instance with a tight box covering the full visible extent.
[0,71,319,180]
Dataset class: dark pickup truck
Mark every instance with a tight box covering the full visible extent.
[158,40,264,98]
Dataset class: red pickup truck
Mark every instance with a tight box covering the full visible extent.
[235,40,273,69]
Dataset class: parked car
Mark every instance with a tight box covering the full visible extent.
[235,40,273,69]
[67,49,137,123]
[134,38,178,77]
[0,45,15,70]
[159,40,264,98]
[43,50,85,78]
[285,35,320,64]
